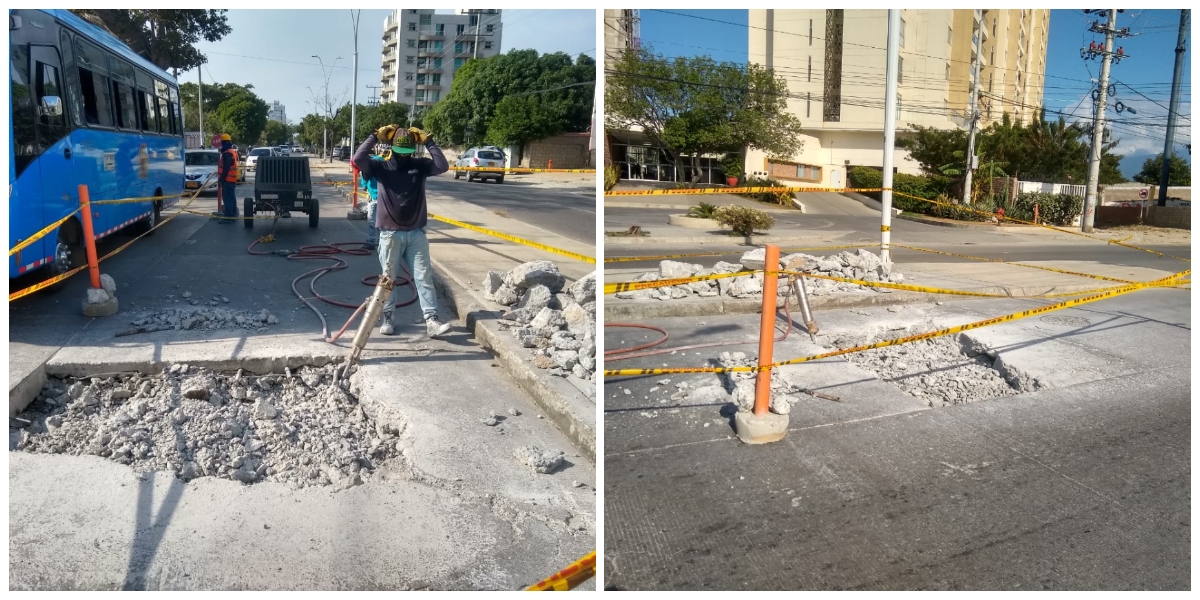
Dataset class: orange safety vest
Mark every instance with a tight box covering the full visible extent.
[221,148,240,182]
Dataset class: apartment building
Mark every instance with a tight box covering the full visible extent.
[745,9,1048,187]
[267,101,286,124]
[379,9,503,111]
[603,9,639,72]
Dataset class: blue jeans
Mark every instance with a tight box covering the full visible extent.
[378,228,437,320]
[220,180,237,218]
[365,198,378,245]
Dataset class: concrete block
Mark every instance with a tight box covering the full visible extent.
[82,293,118,317]
[735,410,789,444]
[346,208,367,220]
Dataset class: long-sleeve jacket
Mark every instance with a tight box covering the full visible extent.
[352,134,448,231]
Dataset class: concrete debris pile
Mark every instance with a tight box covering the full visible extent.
[128,306,280,333]
[835,329,1030,407]
[11,364,403,489]
[715,351,803,415]
[614,248,906,301]
[513,445,566,474]
[483,261,597,381]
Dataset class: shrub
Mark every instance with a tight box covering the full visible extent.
[720,154,743,180]
[1011,192,1083,225]
[714,205,775,236]
[686,202,718,219]
[604,164,619,192]
[846,166,947,214]
[737,175,793,206]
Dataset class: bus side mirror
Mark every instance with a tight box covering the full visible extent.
[39,96,62,117]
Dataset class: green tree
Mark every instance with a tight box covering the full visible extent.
[1133,153,1191,186]
[259,120,290,145]
[605,47,804,184]
[897,124,968,176]
[179,81,258,133]
[216,92,269,147]
[70,10,230,71]
[424,50,594,148]
[359,102,410,139]
[298,113,326,149]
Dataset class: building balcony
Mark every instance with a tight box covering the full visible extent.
[416,84,441,90]
[416,99,438,107]
[455,50,476,58]
[417,50,444,58]
[416,67,442,74]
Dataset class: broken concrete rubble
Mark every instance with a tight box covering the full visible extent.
[481,261,597,381]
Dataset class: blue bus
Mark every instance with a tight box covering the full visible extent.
[9,8,184,280]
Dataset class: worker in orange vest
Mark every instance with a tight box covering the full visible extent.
[217,133,240,224]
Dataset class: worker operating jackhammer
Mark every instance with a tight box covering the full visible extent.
[352,124,453,339]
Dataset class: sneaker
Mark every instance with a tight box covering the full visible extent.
[426,316,452,338]
[216,218,234,225]
[379,311,395,335]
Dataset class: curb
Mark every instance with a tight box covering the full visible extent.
[605,200,799,214]
[9,364,47,418]
[605,282,1113,321]
[604,234,848,246]
[840,191,901,217]
[429,257,597,464]
[894,212,1035,231]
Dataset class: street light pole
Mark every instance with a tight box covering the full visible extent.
[350,10,361,155]
[879,9,901,263]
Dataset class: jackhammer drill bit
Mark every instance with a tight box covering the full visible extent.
[790,275,820,343]
[337,272,395,380]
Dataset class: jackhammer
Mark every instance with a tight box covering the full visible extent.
[788,274,820,342]
[335,272,394,380]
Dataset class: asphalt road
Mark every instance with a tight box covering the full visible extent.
[602,290,1191,590]
[316,158,596,246]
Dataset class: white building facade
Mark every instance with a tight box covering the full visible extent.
[267,100,286,124]
[379,9,503,114]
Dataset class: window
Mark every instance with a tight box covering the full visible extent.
[455,42,463,53]
[454,58,465,70]
[807,56,812,82]
[806,91,811,118]
[457,24,465,35]
[59,29,84,127]
[896,94,902,121]
[948,26,953,45]
[155,80,172,134]
[899,18,906,48]
[416,74,426,85]
[404,88,413,97]
[433,40,443,51]
[469,15,478,26]
[406,39,416,48]
[404,72,414,81]
[407,22,416,31]
[78,68,113,127]
[138,90,158,132]
[11,43,36,176]
[946,63,951,80]
[988,74,993,94]
[419,14,431,26]
[406,55,415,64]
[111,80,138,129]
[435,24,444,35]
[989,45,993,65]
[809,19,813,45]
[486,24,494,33]
[431,73,441,85]
[434,58,442,68]
[992,18,996,37]
[484,41,492,50]
[767,159,821,183]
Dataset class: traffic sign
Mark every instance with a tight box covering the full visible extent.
[1139,188,1148,199]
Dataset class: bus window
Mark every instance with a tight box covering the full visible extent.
[59,29,84,127]
[155,79,171,134]
[111,80,138,130]
[138,90,159,132]
[11,43,37,176]
[78,68,113,127]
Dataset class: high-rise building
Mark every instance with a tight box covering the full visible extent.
[603,9,639,72]
[267,101,286,124]
[745,9,1048,186]
[379,9,503,114]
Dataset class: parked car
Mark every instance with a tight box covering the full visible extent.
[184,149,221,194]
[454,147,506,183]
[245,147,276,173]
[277,145,291,156]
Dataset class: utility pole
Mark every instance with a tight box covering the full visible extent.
[1158,9,1189,206]
[1081,10,1126,232]
[350,10,361,156]
[473,10,480,60]
[198,64,203,144]
[962,12,984,205]
[365,84,382,107]
[880,9,901,263]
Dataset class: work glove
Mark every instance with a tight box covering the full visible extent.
[375,124,399,144]
[408,127,428,144]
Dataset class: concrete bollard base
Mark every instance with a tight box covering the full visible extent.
[735,410,789,444]
[82,295,119,317]
[346,208,367,220]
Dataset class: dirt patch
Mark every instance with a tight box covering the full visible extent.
[10,363,404,490]
[830,325,1035,407]
[1094,224,1191,245]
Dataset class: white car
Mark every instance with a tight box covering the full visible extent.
[245,147,276,172]
[453,147,506,183]
[184,149,221,193]
[277,145,291,156]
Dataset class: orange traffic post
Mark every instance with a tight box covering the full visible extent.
[352,164,359,209]
[77,184,102,289]
[753,244,781,416]
[216,182,222,215]
[547,159,553,170]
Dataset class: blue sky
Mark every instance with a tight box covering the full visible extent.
[639,9,1190,177]
[178,9,595,124]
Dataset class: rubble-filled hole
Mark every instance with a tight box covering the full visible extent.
[10,364,404,489]
[831,327,1022,407]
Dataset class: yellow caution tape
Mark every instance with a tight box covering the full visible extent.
[525,551,596,591]
[451,167,596,173]
[893,191,1190,263]
[605,270,754,295]
[605,186,886,197]
[881,225,891,232]
[9,208,82,257]
[603,270,1189,377]
[429,213,596,264]
[602,244,877,264]
[10,185,206,302]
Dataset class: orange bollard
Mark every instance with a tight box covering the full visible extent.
[753,244,781,416]
[352,165,359,209]
[1033,203,1039,225]
[77,184,102,289]
[216,182,222,215]
[547,159,553,170]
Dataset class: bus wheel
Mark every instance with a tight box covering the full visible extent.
[134,199,162,235]
[43,226,85,294]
